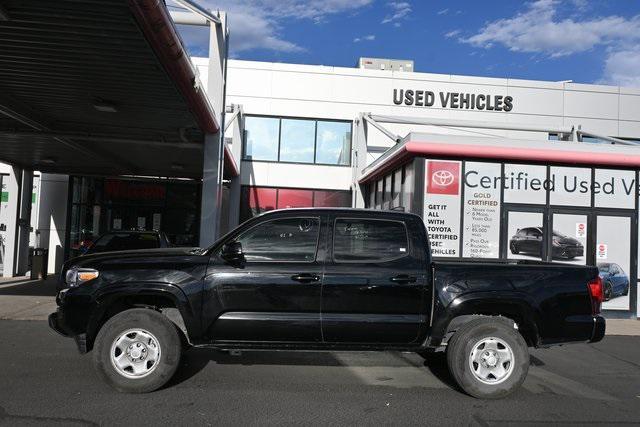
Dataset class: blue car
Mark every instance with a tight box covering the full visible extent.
[598,263,630,301]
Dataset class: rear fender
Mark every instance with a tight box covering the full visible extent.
[429,292,541,348]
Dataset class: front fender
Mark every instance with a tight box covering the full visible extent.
[86,281,200,348]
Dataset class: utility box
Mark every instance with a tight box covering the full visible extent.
[29,248,48,280]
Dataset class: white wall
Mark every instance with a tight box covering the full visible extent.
[37,174,68,274]
[193,57,640,191]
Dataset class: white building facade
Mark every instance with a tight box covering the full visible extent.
[197,57,640,318]
[3,56,640,319]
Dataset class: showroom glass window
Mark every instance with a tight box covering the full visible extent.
[316,121,351,165]
[243,116,351,166]
[240,186,351,221]
[236,217,320,262]
[244,116,279,161]
[333,219,409,262]
[280,119,315,163]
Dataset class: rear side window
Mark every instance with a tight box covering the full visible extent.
[333,218,408,262]
[236,217,320,262]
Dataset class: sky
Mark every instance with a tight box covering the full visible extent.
[171,0,640,88]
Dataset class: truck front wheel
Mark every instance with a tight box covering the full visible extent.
[93,308,182,393]
[446,317,529,399]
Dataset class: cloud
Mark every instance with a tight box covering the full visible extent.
[437,8,449,15]
[461,0,640,58]
[354,34,376,43]
[599,47,640,88]
[444,29,461,39]
[458,0,640,87]
[382,1,412,25]
[171,0,373,54]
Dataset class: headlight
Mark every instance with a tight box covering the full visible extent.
[65,267,99,287]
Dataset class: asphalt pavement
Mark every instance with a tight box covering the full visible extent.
[0,320,639,426]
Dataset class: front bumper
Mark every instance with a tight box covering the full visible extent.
[49,310,89,353]
[48,311,69,337]
[49,289,94,353]
[590,316,606,343]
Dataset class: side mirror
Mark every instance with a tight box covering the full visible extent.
[221,241,244,263]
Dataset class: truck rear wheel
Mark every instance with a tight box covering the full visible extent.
[446,317,529,399]
[93,308,181,393]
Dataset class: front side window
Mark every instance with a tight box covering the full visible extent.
[236,217,320,262]
[333,218,408,262]
[279,119,315,163]
[244,116,280,161]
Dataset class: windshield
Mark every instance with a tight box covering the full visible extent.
[552,230,568,238]
[597,264,610,272]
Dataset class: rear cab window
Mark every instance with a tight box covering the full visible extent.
[333,218,409,262]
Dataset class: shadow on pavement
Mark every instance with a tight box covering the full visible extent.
[166,347,458,390]
[0,276,58,297]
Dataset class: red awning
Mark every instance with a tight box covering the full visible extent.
[359,133,640,184]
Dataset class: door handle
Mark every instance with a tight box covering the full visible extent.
[390,275,417,284]
[291,273,320,283]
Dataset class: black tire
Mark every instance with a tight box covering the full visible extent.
[604,282,613,301]
[93,308,182,393]
[446,317,529,399]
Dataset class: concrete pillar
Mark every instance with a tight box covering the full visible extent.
[352,117,368,208]
[199,132,223,247]
[227,110,243,229]
[199,11,228,246]
[1,166,19,277]
[36,174,68,273]
[15,169,33,276]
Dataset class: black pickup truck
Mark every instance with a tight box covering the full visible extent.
[50,208,605,399]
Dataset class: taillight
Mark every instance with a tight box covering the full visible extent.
[588,276,604,315]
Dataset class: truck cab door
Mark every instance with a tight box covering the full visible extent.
[321,215,428,345]
[202,215,326,344]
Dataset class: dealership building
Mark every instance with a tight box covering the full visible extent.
[1,1,640,318]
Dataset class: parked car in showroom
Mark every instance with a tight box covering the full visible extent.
[76,230,172,257]
[598,262,630,301]
[509,227,583,259]
[50,209,605,399]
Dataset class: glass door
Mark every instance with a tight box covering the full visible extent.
[0,174,5,275]
[596,215,633,311]
[549,211,589,265]
[504,208,545,261]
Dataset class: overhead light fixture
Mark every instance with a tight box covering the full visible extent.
[40,158,56,165]
[92,98,118,113]
[0,4,10,21]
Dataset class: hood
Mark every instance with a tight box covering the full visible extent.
[554,236,581,246]
[63,247,205,269]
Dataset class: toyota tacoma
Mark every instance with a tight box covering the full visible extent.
[50,208,606,399]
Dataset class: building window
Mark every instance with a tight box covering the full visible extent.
[279,119,316,163]
[243,116,352,166]
[240,186,352,221]
[316,121,351,165]
[244,116,280,161]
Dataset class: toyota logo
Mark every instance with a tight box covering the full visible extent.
[432,170,455,186]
